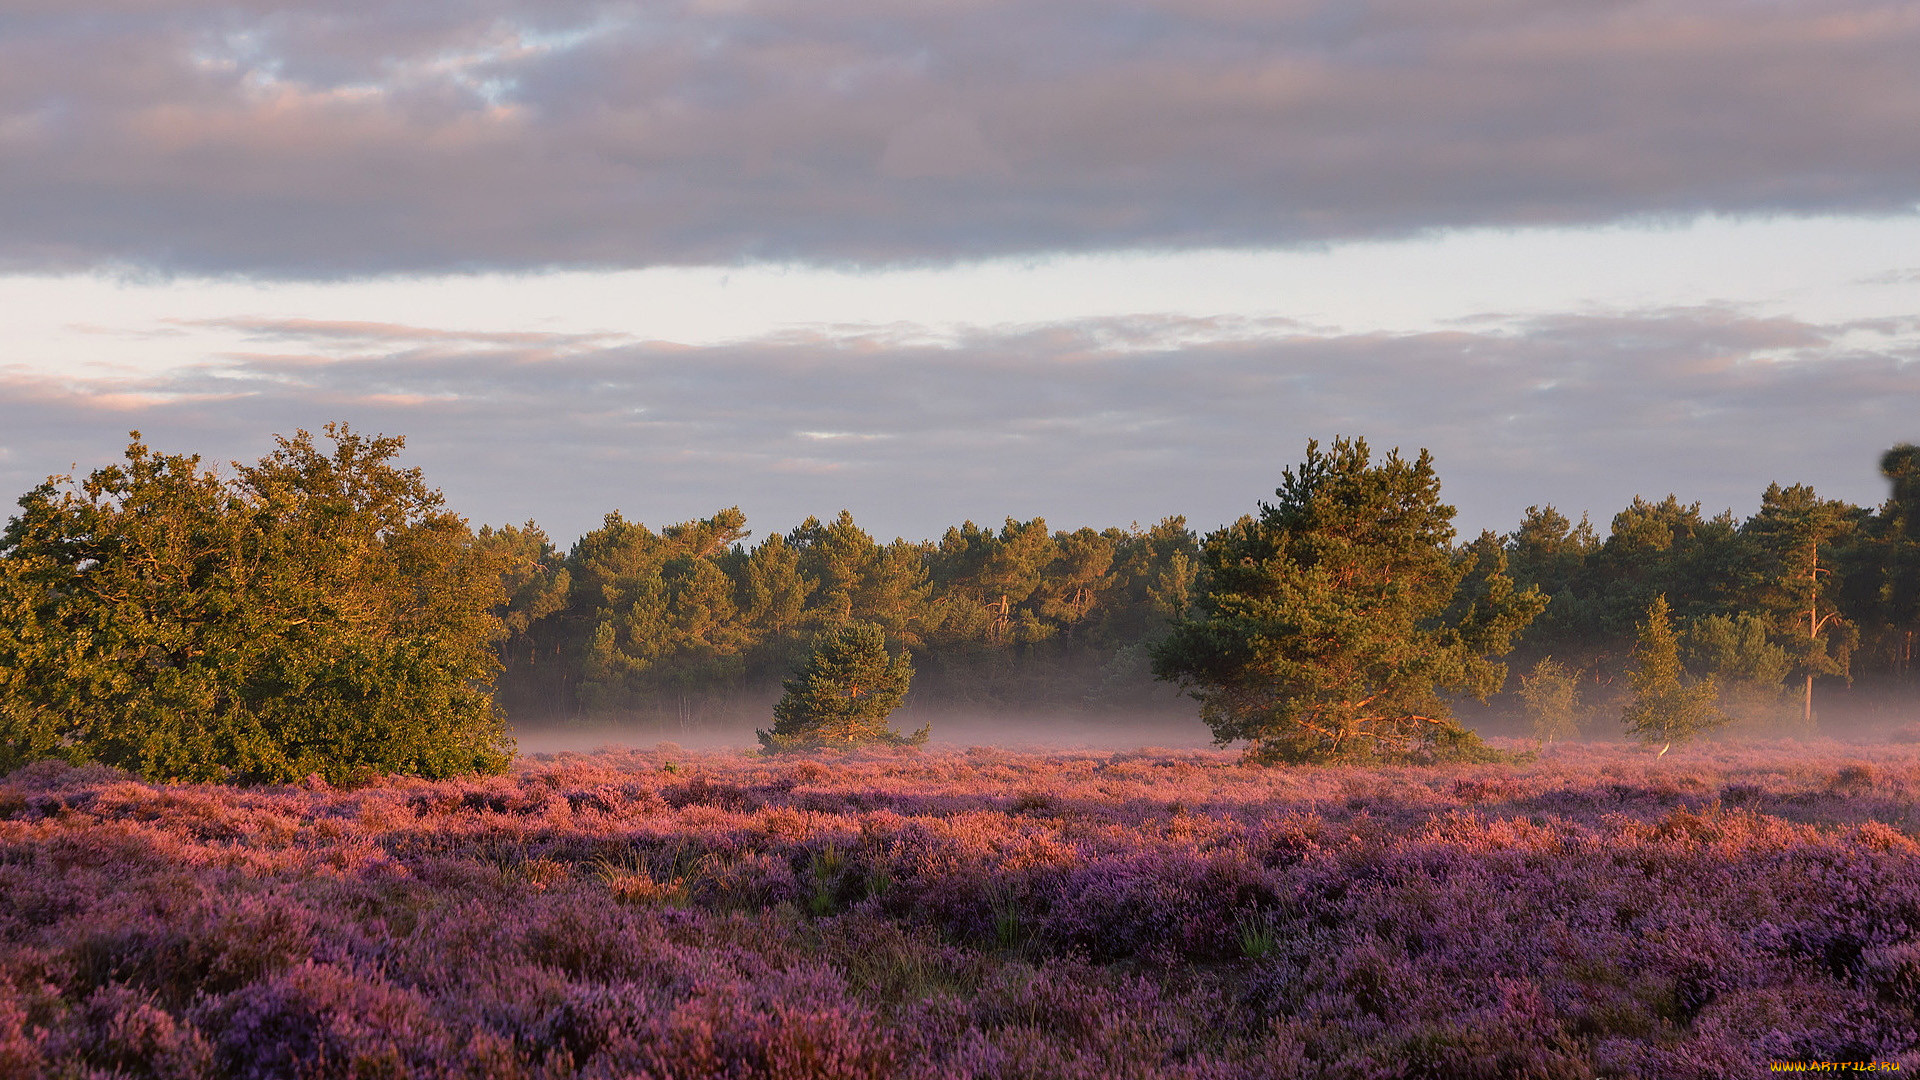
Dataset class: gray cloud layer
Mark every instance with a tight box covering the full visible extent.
[3,310,1913,543]
[5,1,1919,274]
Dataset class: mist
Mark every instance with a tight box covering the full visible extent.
[510,701,1219,757]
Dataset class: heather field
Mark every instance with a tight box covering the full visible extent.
[2,741,1917,1078]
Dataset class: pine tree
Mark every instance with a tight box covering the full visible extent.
[1151,437,1545,764]
[759,622,923,751]
[1622,595,1725,754]
[563,508,751,716]
[1740,483,1862,727]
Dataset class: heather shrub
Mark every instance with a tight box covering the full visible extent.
[808,916,982,1006]
[52,984,214,1080]
[1042,848,1273,962]
[197,962,440,1080]
[594,852,692,907]
[642,969,906,1080]
[60,889,316,1007]
[1833,762,1877,793]
[3,741,1919,1076]
[1865,939,1920,1011]
[0,985,43,1079]
[697,852,806,912]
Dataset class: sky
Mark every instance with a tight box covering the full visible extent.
[3,0,1919,545]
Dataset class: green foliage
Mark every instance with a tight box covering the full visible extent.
[1517,658,1582,743]
[1682,612,1797,730]
[1851,445,1920,678]
[473,522,570,717]
[0,427,513,782]
[759,622,924,751]
[562,507,757,716]
[1235,912,1277,960]
[1741,483,1862,726]
[1683,612,1791,687]
[1504,505,1601,650]
[467,441,1920,728]
[1151,437,1545,764]
[1622,596,1726,751]
[496,502,1202,719]
[1590,496,1747,632]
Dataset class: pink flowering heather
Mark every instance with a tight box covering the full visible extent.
[1,740,1916,1077]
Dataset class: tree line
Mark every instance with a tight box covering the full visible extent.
[475,507,1201,724]
[1498,448,1920,735]
[481,446,1920,738]
[5,426,1919,782]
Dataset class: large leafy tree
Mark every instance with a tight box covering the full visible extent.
[0,427,513,782]
[759,622,923,751]
[1152,438,1545,763]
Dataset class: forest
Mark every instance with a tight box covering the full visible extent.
[481,444,1920,739]
[5,428,1917,784]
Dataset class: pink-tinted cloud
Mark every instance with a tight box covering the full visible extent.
[2,1,1918,274]
[3,307,1913,543]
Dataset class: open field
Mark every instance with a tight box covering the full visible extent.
[2,741,1917,1078]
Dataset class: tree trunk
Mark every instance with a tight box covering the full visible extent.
[1805,543,1818,728]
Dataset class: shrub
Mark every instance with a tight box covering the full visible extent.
[3,745,1919,1074]
[1518,658,1582,743]
[0,426,513,783]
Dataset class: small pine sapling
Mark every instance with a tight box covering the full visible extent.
[1622,595,1726,755]
[759,622,926,751]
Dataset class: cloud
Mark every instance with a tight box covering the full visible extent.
[3,1,1919,275]
[2,306,1914,545]
[180,317,632,361]
[1859,268,1920,286]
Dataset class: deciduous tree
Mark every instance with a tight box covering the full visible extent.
[0,427,513,782]
[1517,658,1582,744]
[1622,595,1726,754]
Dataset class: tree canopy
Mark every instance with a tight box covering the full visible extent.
[0,427,513,782]
[1151,438,1545,763]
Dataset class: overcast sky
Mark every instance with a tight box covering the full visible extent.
[3,0,1918,544]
